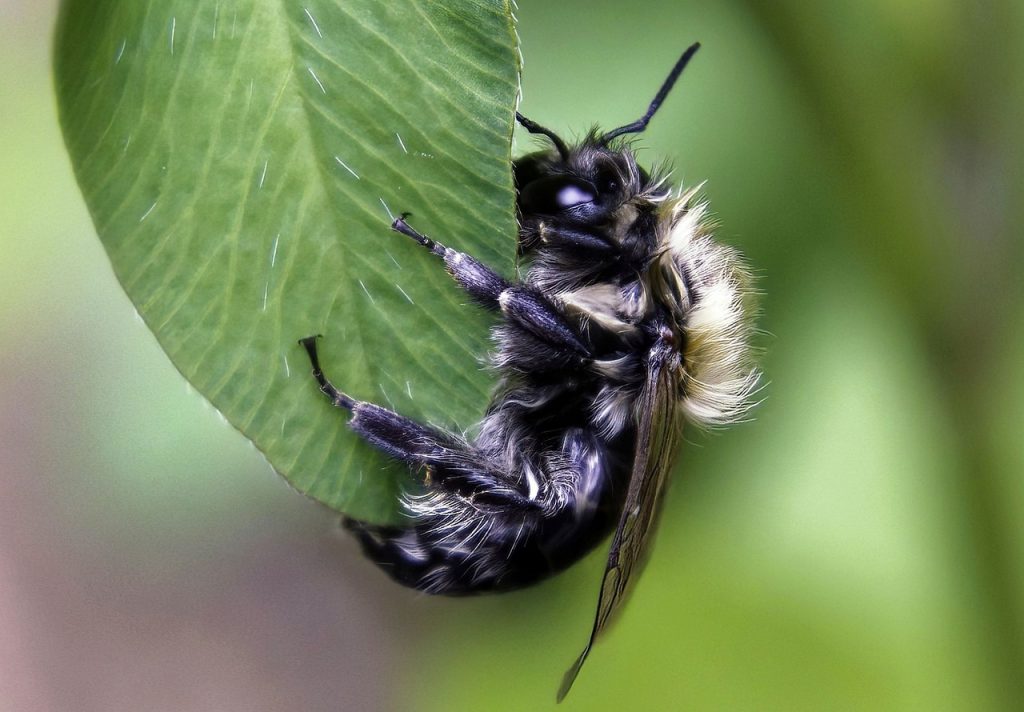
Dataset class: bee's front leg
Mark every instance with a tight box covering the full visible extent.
[392,213,510,309]
[394,214,592,358]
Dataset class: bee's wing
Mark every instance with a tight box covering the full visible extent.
[557,340,685,701]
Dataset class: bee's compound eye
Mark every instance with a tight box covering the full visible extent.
[519,176,597,215]
[596,168,620,193]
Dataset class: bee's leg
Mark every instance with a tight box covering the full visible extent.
[536,223,617,253]
[353,400,542,511]
[298,336,541,511]
[298,335,355,409]
[392,215,591,358]
[541,427,609,517]
[391,214,509,308]
[498,286,590,357]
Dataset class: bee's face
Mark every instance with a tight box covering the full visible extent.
[512,144,655,259]
[514,144,650,256]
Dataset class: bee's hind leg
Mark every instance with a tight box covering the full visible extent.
[298,335,354,409]
[297,335,540,512]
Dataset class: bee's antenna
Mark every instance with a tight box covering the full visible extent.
[516,112,570,161]
[600,42,701,144]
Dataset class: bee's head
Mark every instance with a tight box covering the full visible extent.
[513,144,657,263]
[513,143,644,224]
[513,43,698,257]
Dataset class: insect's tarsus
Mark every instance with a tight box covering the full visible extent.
[298,335,355,410]
[392,212,444,255]
[394,214,510,307]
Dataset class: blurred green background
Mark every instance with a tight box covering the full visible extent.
[2,0,1023,710]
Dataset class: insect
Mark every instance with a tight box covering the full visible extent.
[299,42,758,700]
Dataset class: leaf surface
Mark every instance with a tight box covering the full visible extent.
[55,0,519,523]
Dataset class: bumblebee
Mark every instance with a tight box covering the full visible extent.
[300,43,758,699]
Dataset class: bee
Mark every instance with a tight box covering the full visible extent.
[299,42,758,700]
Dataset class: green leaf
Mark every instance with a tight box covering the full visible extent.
[54,0,519,524]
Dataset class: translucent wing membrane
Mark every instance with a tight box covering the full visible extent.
[558,338,685,701]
